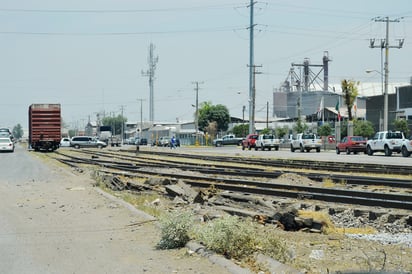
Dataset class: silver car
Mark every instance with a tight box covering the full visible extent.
[70,136,107,149]
[0,137,14,152]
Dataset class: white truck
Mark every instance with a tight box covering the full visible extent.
[255,134,280,151]
[99,126,121,147]
[366,131,405,156]
[290,133,322,153]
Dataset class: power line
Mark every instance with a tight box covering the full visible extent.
[369,16,404,131]
[0,27,239,36]
[0,4,237,13]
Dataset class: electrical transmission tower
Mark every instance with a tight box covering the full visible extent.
[142,43,159,123]
[369,16,404,131]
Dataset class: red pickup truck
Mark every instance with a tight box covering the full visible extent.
[242,134,258,150]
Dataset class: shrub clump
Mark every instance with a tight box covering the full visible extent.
[156,212,289,266]
[194,215,287,262]
[195,215,256,259]
[157,211,193,249]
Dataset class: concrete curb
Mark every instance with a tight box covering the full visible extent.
[94,187,157,222]
[185,241,252,274]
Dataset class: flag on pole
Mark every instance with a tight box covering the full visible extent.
[352,98,357,118]
[335,99,341,121]
[317,96,324,120]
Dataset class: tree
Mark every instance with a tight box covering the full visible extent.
[318,123,332,137]
[12,124,24,139]
[275,126,288,139]
[393,118,410,137]
[232,124,248,137]
[198,102,230,134]
[102,115,127,135]
[353,120,375,138]
[293,118,308,134]
[341,79,359,121]
[259,128,271,135]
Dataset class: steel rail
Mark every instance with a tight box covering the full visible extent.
[121,149,412,176]
[55,156,412,210]
[55,150,412,189]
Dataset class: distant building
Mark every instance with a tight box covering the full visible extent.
[365,84,412,133]
[272,90,366,122]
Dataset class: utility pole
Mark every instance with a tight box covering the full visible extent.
[248,64,262,133]
[248,0,257,134]
[266,101,269,129]
[120,105,125,144]
[142,43,159,124]
[137,99,145,136]
[369,16,404,131]
[192,81,203,146]
[242,105,246,137]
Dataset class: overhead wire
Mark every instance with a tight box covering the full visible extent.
[0,4,239,13]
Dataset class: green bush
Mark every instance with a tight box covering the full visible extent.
[194,216,258,259]
[157,211,193,249]
[156,212,288,265]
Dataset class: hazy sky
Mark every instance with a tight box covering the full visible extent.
[0,0,411,130]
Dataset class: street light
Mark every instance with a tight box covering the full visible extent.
[366,69,387,131]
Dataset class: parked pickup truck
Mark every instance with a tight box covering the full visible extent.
[213,134,243,147]
[255,134,280,151]
[290,133,322,152]
[366,131,405,156]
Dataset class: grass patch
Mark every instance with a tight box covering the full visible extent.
[322,177,347,187]
[121,192,163,217]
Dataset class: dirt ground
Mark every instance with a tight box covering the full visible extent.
[0,147,239,274]
[123,167,412,273]
[9,146,411,274]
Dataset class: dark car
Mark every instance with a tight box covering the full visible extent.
[139,138,148,145]
[336,136,367,154]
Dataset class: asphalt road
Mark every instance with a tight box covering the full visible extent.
[174,144,412,166]
[0,144,233,274]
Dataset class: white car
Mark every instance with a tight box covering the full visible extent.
[60,137,71,147]
[0,137,14,152]
[401,136,412,157]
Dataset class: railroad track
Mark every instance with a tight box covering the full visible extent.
[58,149,412,188]
[127,149,412,176]
[52,149,412,210]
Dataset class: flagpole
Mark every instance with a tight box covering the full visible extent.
[335,96,341,142]
[322,96,324,124]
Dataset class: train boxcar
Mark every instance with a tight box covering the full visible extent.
[29,104,61,151]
